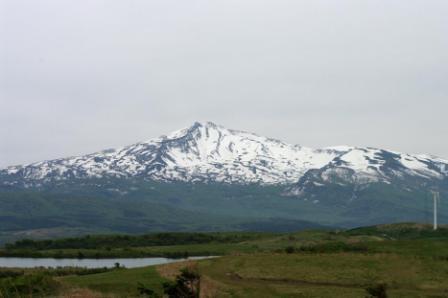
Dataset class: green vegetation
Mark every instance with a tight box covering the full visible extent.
[62,266,167,297]
[0,181,328,245]
[0,267,118,297]
[0,273,59,297]
[5,232,269,250]
[344,222,448,239]
[0,232,273,258]
[3,224,448,260]
[1,223,447,297]
[162,267,201,298]
[1,178,446,246]
[196,253,448,297]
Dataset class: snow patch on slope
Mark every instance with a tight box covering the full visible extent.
[1,121,447,186]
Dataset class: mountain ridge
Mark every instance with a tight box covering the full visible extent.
[1,121,447,188]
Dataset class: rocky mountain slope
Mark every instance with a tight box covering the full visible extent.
[1,121,447,189]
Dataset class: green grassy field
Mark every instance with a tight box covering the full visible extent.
[197,253,448,297]
[1,223,448,297]
[60,266,168,297]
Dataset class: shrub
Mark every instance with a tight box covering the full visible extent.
[163,267,201,298]
[0,270,24,279]
[365,283,388,298]
[285,246,296,254]
[0,273,59,297]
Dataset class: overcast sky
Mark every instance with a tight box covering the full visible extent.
[1,0,447,167]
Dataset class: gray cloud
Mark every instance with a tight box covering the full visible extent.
[1,0,447,167]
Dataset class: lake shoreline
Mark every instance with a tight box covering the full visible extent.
[0,256,214,269]
[0,249,218,259]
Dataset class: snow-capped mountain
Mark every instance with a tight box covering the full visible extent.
[1,121,447,188]
[1,121,448,234]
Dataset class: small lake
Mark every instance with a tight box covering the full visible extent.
[0,256,212,269]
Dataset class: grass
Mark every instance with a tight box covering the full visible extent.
[0,232,276,258]
[58,249,448,297]
[197,253,448,297]
[60,266,167,297]
[3,223,448,297]
[4,222,445,258]
[0,242,264,259]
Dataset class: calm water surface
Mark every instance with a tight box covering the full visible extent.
[0,256,212,269]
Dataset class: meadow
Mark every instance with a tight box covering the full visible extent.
[0,223,447,297]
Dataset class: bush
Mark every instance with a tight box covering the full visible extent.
[44,267,111,277]
[0,273,59,297]
[285,246,296,254]
[163,267,201,298]
[365,283,388,298]
[0,270,24,279]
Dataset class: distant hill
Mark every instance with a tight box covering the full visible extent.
[346,222,448,239]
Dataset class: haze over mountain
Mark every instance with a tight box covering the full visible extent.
[0,122,447,243]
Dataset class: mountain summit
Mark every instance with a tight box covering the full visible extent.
[1,121,447,187]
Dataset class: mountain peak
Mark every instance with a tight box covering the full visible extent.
[163,121,224,140]
[1,122,447,187]
[191,121,220,128]
[188,121,225,134]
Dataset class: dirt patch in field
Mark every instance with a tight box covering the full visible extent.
[156,260,197,280]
